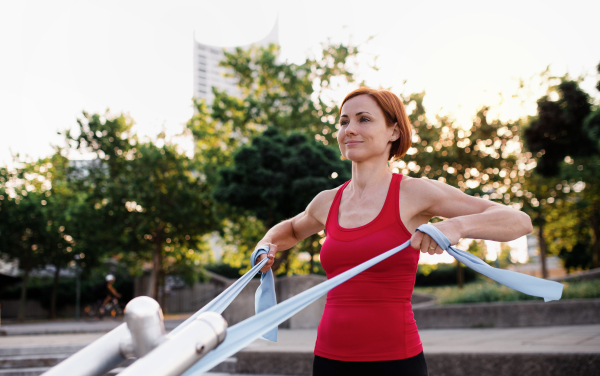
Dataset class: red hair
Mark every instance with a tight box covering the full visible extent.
[340,87,412,160]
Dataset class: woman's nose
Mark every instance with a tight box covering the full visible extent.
[345,121,358,136]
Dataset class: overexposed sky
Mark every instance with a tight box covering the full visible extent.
[1,0,599,167]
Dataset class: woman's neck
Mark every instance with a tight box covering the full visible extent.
[349,157,392,197]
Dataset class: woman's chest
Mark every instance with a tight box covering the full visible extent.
[337,194,387,228]
[320,228,418,277]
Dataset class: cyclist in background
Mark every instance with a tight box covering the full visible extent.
[93,274,121,315]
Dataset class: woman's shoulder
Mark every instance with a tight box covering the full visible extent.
[399,174,442,200]
[306,184,345,223]
[311,184,344,207]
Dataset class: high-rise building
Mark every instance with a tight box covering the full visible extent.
[192,18,279,106]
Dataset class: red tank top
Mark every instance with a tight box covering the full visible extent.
[314,173,423,362]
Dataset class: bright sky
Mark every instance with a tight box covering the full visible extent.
[2,0,599,167]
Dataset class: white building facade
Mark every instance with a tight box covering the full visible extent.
[193,18,279,106]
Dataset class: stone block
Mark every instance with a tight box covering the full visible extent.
[414,299,600,329]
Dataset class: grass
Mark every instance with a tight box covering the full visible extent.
[414,278,600,305]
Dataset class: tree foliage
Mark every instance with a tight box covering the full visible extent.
[64,111,220,300]
[187,41,364,274]
[214,127,351,273]
[524,80,596,177]
[522,74,600,270]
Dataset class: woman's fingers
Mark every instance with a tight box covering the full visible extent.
[420,236,433,254]
[412,232,444,255]
[258,253,273,273]
[410,231,424,249]
[259,258,274,273]
[257,243,277,273]
[411,229,447,255]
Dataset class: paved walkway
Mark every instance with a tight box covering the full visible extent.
[1,325,598,354]
[0,318,184,336]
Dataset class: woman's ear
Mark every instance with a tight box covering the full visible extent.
[390,122,400,142]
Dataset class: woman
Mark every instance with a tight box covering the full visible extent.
[255,87,533,376]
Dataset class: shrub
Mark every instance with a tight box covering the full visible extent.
[414,279,600,304]
[415,263,478,287]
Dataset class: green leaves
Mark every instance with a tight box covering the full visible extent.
[523,80,596,177]
[214,127,351,229]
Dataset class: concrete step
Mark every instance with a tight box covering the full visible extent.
[2,352,598,376]
[0,370,288,376]
[0,345,85,357]
[95,358,236,374]
[0,366,134,376]
[0,355,70,369]
[0,368,54,376]
[0,344,234,373]
[0,354,136,370]
[0,367,266,376]
[0,356,233,374]
[236,350,600,376]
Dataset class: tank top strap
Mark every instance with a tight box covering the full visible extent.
[325,180,351,234]
[391,172,401,218]
[376,173,400,222]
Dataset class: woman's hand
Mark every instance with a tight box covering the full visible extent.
[410,220,461,255]
[255,243,278,273]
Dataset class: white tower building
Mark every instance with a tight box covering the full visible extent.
[193,18,279,106]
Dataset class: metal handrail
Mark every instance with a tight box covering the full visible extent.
[41,297,227,376]
[41,323,131,376]
[42,258,269,376]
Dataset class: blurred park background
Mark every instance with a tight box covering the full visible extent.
[1,0,600,322]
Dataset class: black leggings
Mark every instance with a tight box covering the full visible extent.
[313,351,428,376]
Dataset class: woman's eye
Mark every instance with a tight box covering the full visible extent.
[360,117,369,122]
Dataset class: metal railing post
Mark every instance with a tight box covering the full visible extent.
[123,296,166,357]
[41,323,131,376]
[43,295,228,376]
[117,312,227,376]
[42,296,167,376]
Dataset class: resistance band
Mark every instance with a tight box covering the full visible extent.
[182,223,564,375]
[169,256,269,336]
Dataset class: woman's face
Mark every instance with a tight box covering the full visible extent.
[337,95,399,163]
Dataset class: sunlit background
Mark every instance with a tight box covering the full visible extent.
[3,0,599,163]
[1,0,599,267]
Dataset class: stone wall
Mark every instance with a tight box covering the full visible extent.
[276,275,327,329]
[235,351,600,376]
[413,298,600,329]
[137,274,600,330]
[551,267,600,283]
[154,273,435,328]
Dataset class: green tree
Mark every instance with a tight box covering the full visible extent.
[398,92,522,203]
[65,111,219,303]
[187,41,365,273]
[0,158,50,321]
[524,79,596,176]
[35,153,80,319]
[188,41,363,187]
[392,90,529,284]
[522,75,600,269]
[0,151,109,319]
[214,127,351,274]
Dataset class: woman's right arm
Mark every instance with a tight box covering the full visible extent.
[255,189,337,272]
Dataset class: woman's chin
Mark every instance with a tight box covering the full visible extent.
[344,152,367,163]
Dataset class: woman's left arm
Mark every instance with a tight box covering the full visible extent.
[409,178,533,255]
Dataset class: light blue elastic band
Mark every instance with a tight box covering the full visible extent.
[250,245,278,342]
[416,223,564,302]
[183,224,564,375]
[183,239,414,376]
[169,255,269,336]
